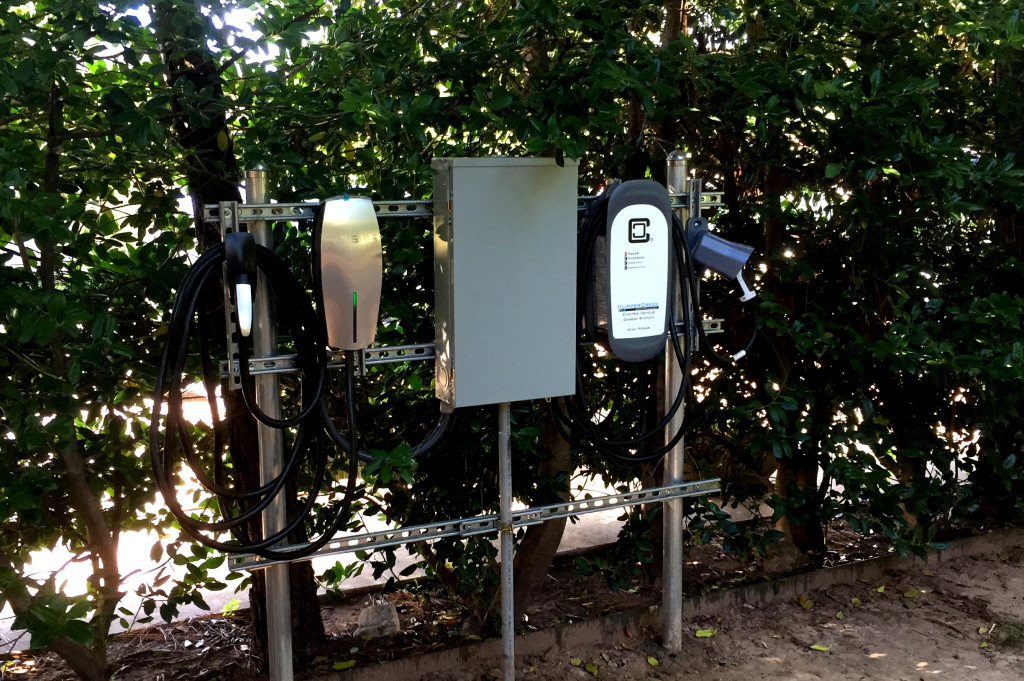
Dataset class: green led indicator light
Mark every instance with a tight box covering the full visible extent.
[353,291,357,307]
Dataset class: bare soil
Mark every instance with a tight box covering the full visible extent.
[3,529,1023,681]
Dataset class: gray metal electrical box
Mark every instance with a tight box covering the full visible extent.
[433,157,578,409]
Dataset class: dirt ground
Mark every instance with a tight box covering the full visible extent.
[510,546,1024,681]
[3,534,1022,680]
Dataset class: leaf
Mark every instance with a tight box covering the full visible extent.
[798,594,814,610]
[851,597,862,607]
[647,656,659,666]
[571,657,582,666]
[825,163,842,178]
[922,568,934,576]
[876,586,885,593]
[810,644,831,652]
[585,663,598,676]
[836,611,844,620]
[980,642,989,649]
[216,130,230,152]
[904,589,917,598]
[331,660,355,670]
[695,629,717,638]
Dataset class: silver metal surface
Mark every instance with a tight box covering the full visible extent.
[219,201,243,389]
[432,158,578,409]
[373,200,433,218]
[247,168,293,681]
[663,151,690,652]
[202,200,433,223]
[316,197,383,349]
[218,325,721,379]
[498,402,515,681]
[227,478,720,571]
[204,195,719,224]
[219,342,436,378]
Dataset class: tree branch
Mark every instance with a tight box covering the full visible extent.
[40,76,124,675]
[0,551,106,681]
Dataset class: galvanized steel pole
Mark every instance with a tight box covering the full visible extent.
[662,150,689,651]
[498,401,515,681]
[247,167,294,681]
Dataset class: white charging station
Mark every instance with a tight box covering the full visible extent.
[315,196,383,350]
[605,180,673,363]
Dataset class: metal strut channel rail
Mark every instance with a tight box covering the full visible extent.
[200,194,724,225]
[219,342,437,378]
[218,321,722,380]
[202,200,432,223]
[228,478,720,571]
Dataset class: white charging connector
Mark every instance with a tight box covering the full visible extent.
[235,282,253,337]
[224,231,257,338]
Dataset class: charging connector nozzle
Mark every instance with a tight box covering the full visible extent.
[225,232,257,337]
[686,217,757,301]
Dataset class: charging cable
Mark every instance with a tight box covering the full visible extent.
[152,234,449,559]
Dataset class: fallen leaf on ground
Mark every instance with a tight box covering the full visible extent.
[904,589,917,598]
[331,661,355,671]
[922,568,934,576]
[836,611,844,620]
[647,656,659,667]
[851,597,862,607]
[876,586,885,593]
[696,629,717,638]
[585,663,599,676]
[571,657,582,666]
[810,644,831,652]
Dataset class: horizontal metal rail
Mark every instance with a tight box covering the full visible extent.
[221,343,436,378]
[220,322,723,379]
[202,193,725,224]
[228,478,720,571]
[202,200,432,223]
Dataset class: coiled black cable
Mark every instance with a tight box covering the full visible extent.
[151,239,450,559]
[151,242,361,559]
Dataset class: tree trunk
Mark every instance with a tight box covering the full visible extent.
[37,80,119,681]
[762,162,824,557]
[153,0,325,665]
[511,417,571,621]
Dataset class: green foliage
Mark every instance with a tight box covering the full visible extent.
[574,505,658,592]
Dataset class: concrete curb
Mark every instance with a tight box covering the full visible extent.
[326,527,1024,681]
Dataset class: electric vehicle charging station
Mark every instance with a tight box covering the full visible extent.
[152,153,754,681]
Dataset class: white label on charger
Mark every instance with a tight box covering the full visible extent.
[608,204,669,340]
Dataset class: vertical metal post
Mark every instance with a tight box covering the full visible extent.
[662,150,689,651]
[498,402,515,681]
[247,167,294,681]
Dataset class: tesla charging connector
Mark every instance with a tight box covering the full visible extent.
[686,216,756,302]
[225,231,256,337]
[315,196,383,350]
[606,180,673,363]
